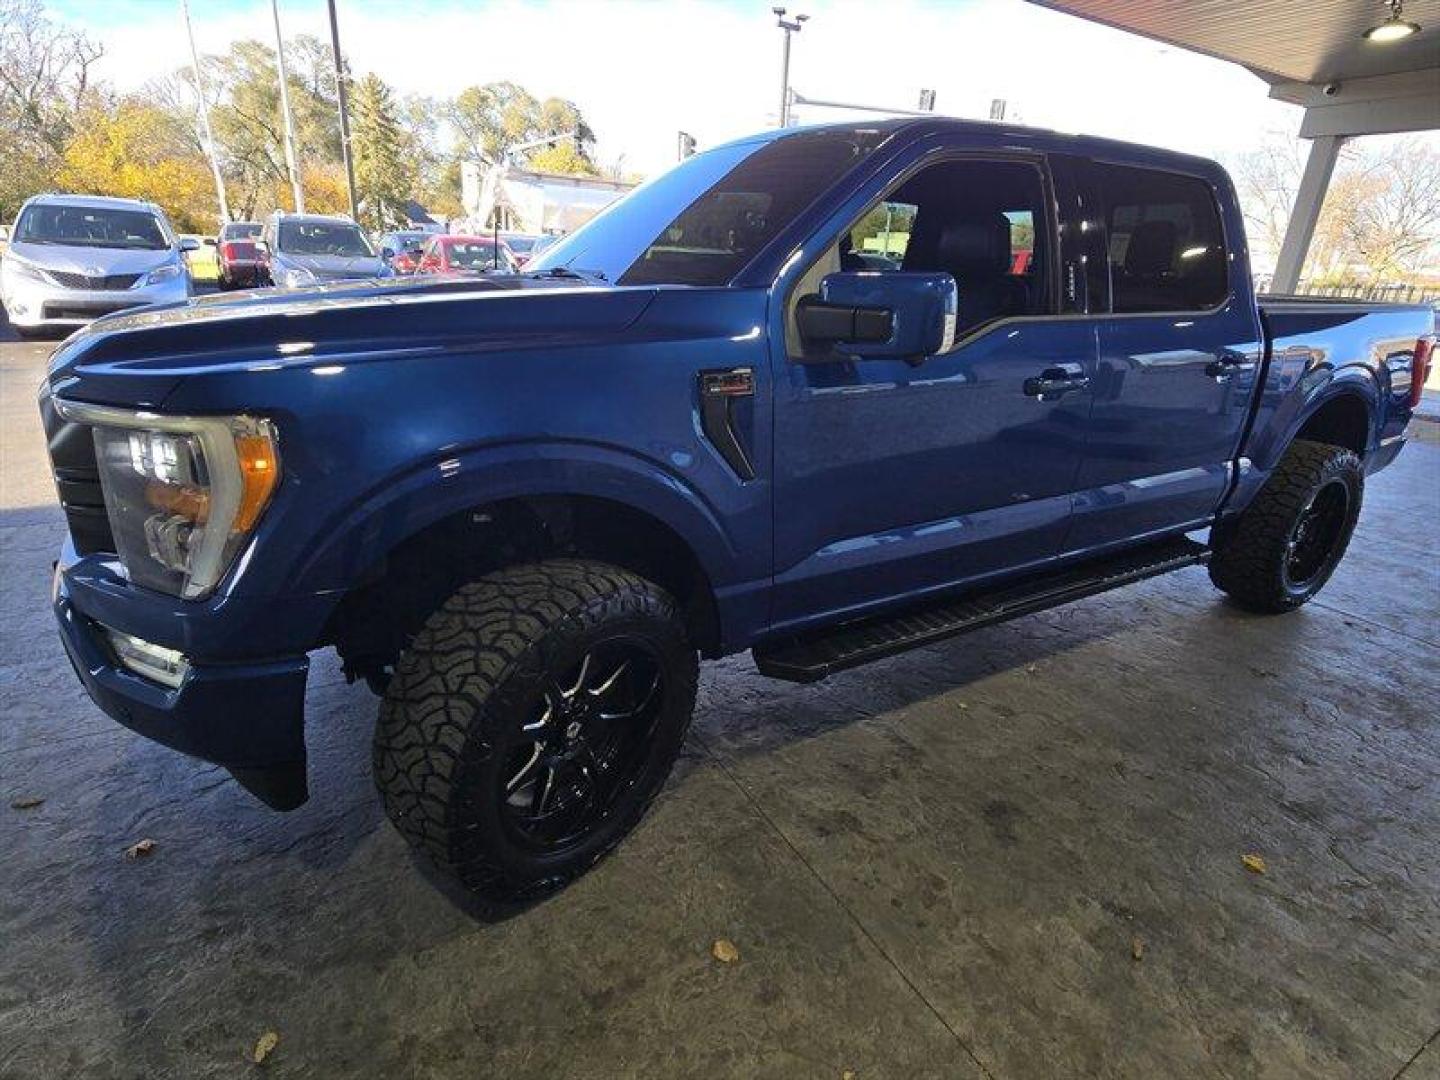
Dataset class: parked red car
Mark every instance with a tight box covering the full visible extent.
[415,235,519,276]
[217,221,267,289]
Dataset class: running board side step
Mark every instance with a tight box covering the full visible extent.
[754,536,1209,683]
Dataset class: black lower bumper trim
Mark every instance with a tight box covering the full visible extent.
[227,763,309,811]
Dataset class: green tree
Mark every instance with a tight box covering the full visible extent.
[449,81,597,175]
[350,72,409,231]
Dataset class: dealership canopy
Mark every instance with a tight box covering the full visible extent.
[1029,0,1440,290]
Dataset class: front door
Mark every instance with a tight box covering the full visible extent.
[769,154,1097,632]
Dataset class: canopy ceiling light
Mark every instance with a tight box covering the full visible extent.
[1363,0,1421,42]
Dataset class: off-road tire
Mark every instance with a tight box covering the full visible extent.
[374,559,698,903]
[1209,439,1363,613]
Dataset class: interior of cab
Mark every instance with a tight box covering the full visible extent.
[837,158,1051,339]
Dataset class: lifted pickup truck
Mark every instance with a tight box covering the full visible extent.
[40,120,1433,903]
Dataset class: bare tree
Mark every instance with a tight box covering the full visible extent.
[1233,130,1440,281]
[0,0,103,216]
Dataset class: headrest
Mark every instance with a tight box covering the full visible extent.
[1124,220,1177,276]
[934,215,1012,277]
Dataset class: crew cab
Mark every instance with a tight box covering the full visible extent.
[38,120,1433,905]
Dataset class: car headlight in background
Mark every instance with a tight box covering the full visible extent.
[54,401,280,599]
[144,262,183,286]
[281,265,316,288]
[4,255,50,284]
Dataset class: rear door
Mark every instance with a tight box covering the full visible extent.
[768,147,1098,630]
[1064,160,1263,553]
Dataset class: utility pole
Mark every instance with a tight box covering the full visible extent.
[180,0,229,225]
[270,0,304,213]
[773,7,808,128]
[326,0,358,220]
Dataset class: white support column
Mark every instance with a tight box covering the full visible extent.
[1270,134,1344,294]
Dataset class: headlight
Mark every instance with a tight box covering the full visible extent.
[144,262,183,286]
[55,402,280,599]
[282,265,316,288]
[4,255,49,284]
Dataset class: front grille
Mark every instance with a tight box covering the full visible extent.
[46,270,141,291]
[39,386,115,555]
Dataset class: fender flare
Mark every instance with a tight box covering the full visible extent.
[284,439,745,595]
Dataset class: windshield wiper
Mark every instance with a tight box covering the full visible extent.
[535,265,607,283]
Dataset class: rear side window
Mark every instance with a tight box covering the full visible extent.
[1095,164,1228,313]
[619,128,888,287]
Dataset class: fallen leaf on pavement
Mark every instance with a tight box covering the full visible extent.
[252,1031,279,1066]
[9,797,44,810]
[842,1071,857,1080]
[124,838,156,860]
[711,938,740,964]
[1131,936,1144,961]
[1241,853,1267,875]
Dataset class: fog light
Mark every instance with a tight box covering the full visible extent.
[103,626,190,688]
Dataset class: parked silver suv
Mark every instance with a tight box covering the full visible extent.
[1,194,195,338]
[260,212,384,289]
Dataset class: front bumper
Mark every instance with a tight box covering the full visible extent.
[2,272,190,329]
[52,554,313,810]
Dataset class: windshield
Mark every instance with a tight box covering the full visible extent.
[221,222,261,240]
[16,205,169,250]
[528,127,888,286]
[502,235,538,255]
[385,232,428,250]
[278,221,374,257]
[446,240,516,272]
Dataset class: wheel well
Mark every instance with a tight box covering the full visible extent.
[1294,393,1370,455]
[322,495,722,686]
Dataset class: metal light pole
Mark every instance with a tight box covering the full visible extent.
[773,7,808,128]
[270,0,304,213]
[180,0,229,225]
[326,0,358,220]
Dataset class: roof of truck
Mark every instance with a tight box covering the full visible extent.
[735,116,1227,179]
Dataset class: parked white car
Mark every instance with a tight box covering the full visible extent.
[1,194,195,338]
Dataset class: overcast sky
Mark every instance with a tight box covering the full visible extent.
[50,0,1313,177]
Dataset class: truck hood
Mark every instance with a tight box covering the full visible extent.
[7,239,177,278]
[45,273,654,408]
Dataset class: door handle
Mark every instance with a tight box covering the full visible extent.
[1023,364,1090,401]
[1205,349,1256,378]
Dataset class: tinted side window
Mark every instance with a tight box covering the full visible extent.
[840,159,1053,337]
[1095,164,1228,313]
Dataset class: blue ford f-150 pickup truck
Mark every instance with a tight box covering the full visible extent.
[39,120,1434,903]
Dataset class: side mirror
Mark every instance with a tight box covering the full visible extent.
[203,237,217,247]
[179,236,201,252]
[796,271,958,362]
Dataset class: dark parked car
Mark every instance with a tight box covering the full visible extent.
[39,120,1434,907]
[217,221,266,290]
[259,212,384,288]
[499,231,557,269]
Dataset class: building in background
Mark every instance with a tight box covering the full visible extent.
[461,161,634,236]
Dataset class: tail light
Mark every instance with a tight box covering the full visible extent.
[1410,335,1434,410]
[219,242,238,261]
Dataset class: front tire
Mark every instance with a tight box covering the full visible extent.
[1209,439,1363,613]
[374,559,698,904]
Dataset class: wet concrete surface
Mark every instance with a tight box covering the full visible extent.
[1,335,1437,1079]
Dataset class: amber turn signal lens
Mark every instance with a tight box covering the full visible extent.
[233,434,280,533]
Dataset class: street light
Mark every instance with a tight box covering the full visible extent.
[773,7,808,128]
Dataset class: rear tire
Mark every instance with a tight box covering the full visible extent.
[1209,439,1363,613]
[374,559,698,904]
